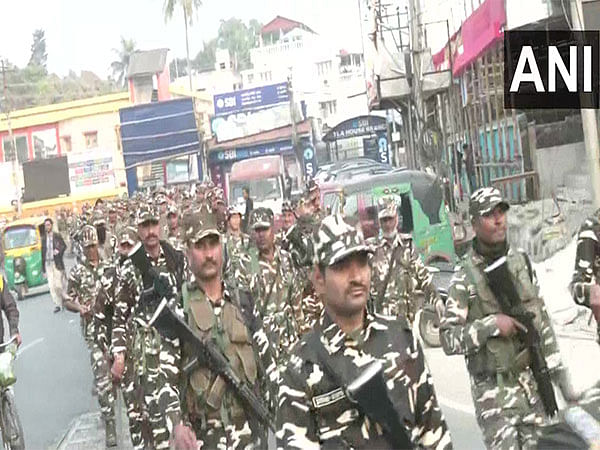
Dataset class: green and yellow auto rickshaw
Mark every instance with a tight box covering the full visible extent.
[2,217,48,300]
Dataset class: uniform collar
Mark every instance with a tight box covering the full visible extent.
[319,307,383,354]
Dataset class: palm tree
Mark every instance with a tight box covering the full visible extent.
[164,0,202,91]
[110,37,136,88]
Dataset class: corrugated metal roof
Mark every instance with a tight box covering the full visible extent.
[127,49,169,78]
[207,120,312,151]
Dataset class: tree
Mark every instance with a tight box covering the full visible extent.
[28,29,48,72]
[164,0,203,90]
[193,39,217,71]
[216,18,261,71]
[110,37,136,88]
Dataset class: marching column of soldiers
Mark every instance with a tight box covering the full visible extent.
[57,179,600,450]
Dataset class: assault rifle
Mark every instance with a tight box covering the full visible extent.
[484,256,558,417]
[127,243,276,432]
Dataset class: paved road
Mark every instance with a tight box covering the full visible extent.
[13,288,95,449]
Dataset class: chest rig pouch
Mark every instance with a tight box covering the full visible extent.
[464,250,543,378]
[184,283,257,422]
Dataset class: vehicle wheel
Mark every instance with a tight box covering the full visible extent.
[1,390,25,450]
[15,287,24,302]
[419,309,441,348]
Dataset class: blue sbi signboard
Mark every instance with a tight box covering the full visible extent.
[214,82,289,116]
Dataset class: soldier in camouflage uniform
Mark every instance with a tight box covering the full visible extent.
[112,205,186,449]
[171,208,278,449]
[440,187,578,449]
[107,226,154,449]
[570,209,600,341]
[165,206,183,250]
[64,225,117,447]
[224,205,250,259]
[155,192,169,240]
[283,181,325,328]
[276,214,452,449]
[369,196,437,322]
[274,200,295,247]
[246,207,305,360]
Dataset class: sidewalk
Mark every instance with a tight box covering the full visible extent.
[52,394,133,450]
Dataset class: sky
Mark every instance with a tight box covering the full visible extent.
[1,0,365,79]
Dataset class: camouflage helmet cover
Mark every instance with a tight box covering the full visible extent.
[81,225,98,247]
[377,196,400,220]
[315,214,372,267]
[136,205,160,225]
[249,207,274,230]
[117,226,139,246]
[181,207,220,244]
[469,187,509,220]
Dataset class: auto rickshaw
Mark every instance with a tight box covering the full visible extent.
[2,217,48,300]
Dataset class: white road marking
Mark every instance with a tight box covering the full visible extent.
[438,396,475,415]
[17,337,44,356]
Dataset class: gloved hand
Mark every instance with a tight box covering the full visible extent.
[153,272,172,300]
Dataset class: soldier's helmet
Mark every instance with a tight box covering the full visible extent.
[136,205,160,226]
[181,207,220,245]
[167,205,178,218]
[469,187,510,221]
[92,210,106,227]
[315,215,372,267]
[377,196,400,220]
[304,178,319,196]
[117,226,139,246]
[249,207,274,230]
[154,193,168,206]
[281,200,294,213]
[227,204,244,219]
[81,225,98,247]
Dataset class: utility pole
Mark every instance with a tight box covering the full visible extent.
[1,60,21,215]
[571,0,600,207]
[288,72,302,180]
[407,0,424,169]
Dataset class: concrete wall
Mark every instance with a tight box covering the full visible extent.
[59,111,126,187]
[535,141,586,199]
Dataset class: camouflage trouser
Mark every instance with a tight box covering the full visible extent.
[90,342,115,422]
[471,370,546,449]
[134,326,181,450]
[121,352,150,450]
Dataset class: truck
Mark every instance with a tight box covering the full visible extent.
[227,155,299,229]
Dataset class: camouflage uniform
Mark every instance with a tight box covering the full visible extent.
[246,208,305,361]
[113,206,186,449]
[283,213,323,328]
[570,210,600,340]
[66,226,116,437]
[178,209,278,449]
[369,196,437,322]
[107,227,151,450]
[440,188,562,449]
[276,215,452,449]
[274,200,295,248]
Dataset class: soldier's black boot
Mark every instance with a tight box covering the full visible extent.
[105,418,117,448]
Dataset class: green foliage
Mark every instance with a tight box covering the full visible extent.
[110,37,137,88]
[163,0,203,24]
[28,29,47,73]
[192,18,262,72]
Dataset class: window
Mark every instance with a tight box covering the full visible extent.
[84,131,98,149]
[3,135,28,163]
[317,61,333,76]
[319,100,337,119]
[219,62,226,70]
[60,136,72,153]
[247,73,254,83]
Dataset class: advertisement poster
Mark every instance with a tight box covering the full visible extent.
[68,151,116,194]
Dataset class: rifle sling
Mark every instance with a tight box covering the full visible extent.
[307,332,412,448]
